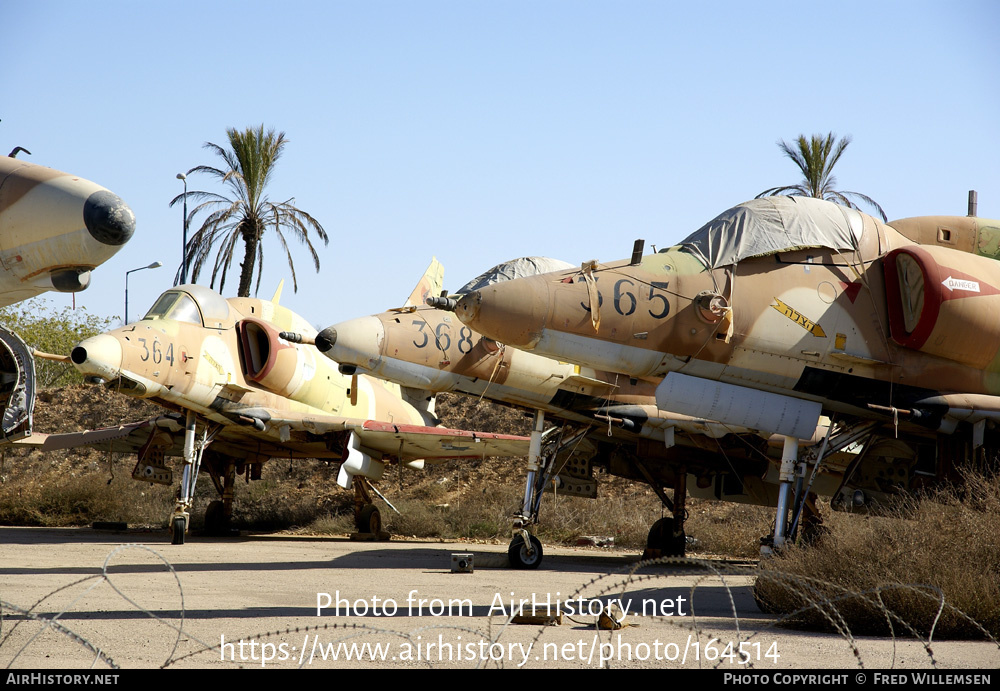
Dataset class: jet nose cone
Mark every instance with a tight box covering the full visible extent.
[83,190,135,246]
[315,327,337,353]
[454,291,481,324]
[320,316,385,369]
[71,333,123,379]
[454,280,547,349]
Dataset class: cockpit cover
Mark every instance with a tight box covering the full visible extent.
[457,257,575,293]
[676,196,866,269]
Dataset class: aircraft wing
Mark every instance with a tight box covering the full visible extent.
[12,416,184,454]
[346,420,528,459]
[16,406,528,491]
[232,407,529,461]
[244,409,530,489]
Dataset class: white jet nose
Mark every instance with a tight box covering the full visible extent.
[316,316,385,371]
[71,333,123,379]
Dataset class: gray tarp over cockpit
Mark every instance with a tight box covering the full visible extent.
[673,196,866,269]
[457,257,575,293]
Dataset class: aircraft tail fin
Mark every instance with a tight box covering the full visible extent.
[403,257,444,308]
[271,279,285,305]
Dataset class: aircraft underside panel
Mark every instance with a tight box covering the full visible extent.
[687,471,780,507]
[0,325,34,442]
[548,442,598,498]
[832,433,945,514]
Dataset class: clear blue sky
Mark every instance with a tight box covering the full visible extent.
[3,1,999,327]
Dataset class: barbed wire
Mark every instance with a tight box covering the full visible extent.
[2,545,998,669]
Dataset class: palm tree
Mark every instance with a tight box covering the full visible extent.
[756,132,887,221]
[169,125,328,296]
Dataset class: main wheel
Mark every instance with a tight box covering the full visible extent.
[752,577,780,615]
[356,504,382,535]
[170,516,186,545]
[508,533,543,570]
[203,500,227,535]
[643,517,686,559]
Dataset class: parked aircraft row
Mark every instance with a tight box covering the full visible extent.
[436,196,1000,558]
[315,195,1000,562]
[6,148,997,568]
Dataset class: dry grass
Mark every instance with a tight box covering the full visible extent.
[0,461,174,527]
[8,385,1000,639]
[686,501,773,558]
[0,386,174,527]
[0,386,776,558]
[368,471,665,548]
[754,471,1000,638]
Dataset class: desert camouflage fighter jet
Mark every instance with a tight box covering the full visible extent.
[25,280,530,545]
[317,257,798,563]
[0,154,135,441]
[447,195,1000,552]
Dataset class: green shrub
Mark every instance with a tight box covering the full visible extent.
[0,298,117,387]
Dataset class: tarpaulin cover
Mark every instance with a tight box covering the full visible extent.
[457,257,574,294]
[676,196,865,269]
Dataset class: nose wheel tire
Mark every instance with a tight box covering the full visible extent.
[356,504,382,535]
[170,516,186,545]
[508,533,543,570]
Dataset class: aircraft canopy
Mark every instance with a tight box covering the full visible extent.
[458,257,575,294]
[674,196,866,269]
[145,284,231,327]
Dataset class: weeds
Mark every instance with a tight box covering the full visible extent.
[754,470,1000,638]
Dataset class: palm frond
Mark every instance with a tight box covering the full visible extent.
[170,125,328,297]
[758,132,886,220]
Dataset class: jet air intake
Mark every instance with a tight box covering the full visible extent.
[239,319,311,398]
[884,245,1000,369]
[50,268,92,293]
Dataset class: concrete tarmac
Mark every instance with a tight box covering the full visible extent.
[1,527,996,670]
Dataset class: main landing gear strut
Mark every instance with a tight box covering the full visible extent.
[350,476,394,540]
[760,422,874,555]
[510,412,589,569]
[168,411,222,545]
[636,462,688,559]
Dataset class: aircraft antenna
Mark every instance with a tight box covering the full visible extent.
[629,239,645,265]
[968,190,977,217]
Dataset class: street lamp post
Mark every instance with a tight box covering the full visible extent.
[124,261,163,324]
[176,173,189,284]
